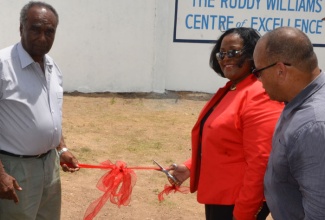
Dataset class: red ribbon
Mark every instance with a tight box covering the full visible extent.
[83,160,136,220]
[158,184,190,202]
[61,160,189,220]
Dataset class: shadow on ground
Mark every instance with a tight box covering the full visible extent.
[64,90,213,101]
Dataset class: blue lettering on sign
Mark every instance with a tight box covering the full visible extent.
[185,14,234,30]
[192,0,215,7]
[294,19,323,34]
[266,0,322,12]
[220,0,261,9]
[251,17,287,31]
[251,17,323,34]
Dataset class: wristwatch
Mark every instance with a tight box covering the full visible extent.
[58,147,68,157]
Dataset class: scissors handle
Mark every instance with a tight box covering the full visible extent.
[153,160,179,184]
[165,172,179,184]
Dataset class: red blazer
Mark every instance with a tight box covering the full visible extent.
[184,75,284,220]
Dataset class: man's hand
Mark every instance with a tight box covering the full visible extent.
[0,172,22,203]
[59,151,79,173]
[57,135,79,173]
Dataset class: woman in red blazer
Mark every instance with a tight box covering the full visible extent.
[170,28,284,220]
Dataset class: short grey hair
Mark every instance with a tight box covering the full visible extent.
[20,1,59,26]
[263,27,317,73]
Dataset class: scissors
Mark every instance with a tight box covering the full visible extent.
[153,160,179,185]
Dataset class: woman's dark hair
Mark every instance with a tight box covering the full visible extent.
[209,27,260,77]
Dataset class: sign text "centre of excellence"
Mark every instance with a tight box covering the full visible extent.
[174,0,325,47]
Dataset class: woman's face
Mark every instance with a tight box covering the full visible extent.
[218,33,252,82]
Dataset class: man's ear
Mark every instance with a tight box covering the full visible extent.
[19,24,23,36]
[276,63,288,84]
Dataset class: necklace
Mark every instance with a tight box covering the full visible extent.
[229,72,251,91]
[229,84,236,91]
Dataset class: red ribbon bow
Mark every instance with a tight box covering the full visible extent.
[83,160,136,220]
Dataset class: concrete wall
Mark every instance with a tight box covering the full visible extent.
[1,0,324,94]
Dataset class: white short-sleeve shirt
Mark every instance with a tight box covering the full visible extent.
[0,42,63,155]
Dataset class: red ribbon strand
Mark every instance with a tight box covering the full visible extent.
[158,184,190,202]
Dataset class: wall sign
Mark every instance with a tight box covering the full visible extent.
[173,0,325,47]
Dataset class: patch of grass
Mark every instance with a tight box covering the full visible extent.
[110,97,116,105]
[61,93,208,219]
[126,141,163,153]
[80,147,91,153]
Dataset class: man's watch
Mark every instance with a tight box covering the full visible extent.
[58,147,68,157]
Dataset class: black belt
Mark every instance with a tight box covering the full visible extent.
[0,150,51,158]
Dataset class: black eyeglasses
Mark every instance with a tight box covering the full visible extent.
[252,62,291,78]
[216,50,242,61]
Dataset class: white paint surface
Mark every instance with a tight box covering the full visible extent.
[0,0,324,94]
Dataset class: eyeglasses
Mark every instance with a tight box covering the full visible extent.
[252,62,291,78]
[216,50,242,61]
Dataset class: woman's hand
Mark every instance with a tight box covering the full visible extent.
[168,163,190,185]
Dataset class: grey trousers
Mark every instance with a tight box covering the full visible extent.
[0,149,61,220]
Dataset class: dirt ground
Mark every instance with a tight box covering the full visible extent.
[60,92,273,220]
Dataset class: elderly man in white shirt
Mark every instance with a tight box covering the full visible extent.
[0,1,79,219]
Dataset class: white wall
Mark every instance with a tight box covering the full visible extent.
[0,0,324,94]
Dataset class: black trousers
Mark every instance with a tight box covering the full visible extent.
[205,202,270,220]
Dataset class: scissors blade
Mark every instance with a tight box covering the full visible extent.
[153,160,165,171]
[153,160,179,184]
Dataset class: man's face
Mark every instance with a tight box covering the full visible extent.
[253,40,281,101]
[20,6,58,61]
